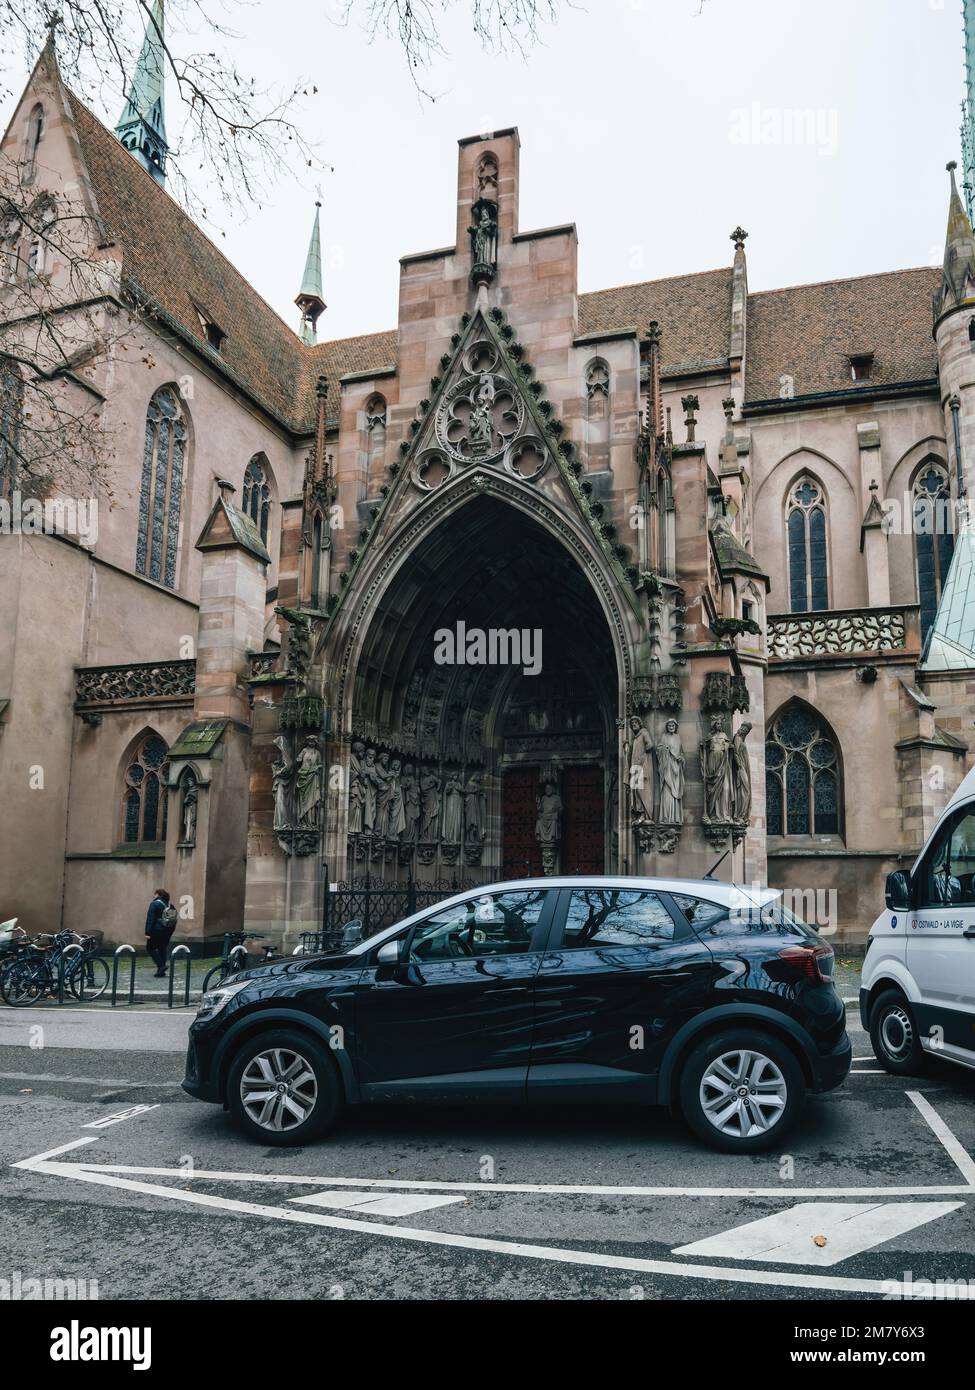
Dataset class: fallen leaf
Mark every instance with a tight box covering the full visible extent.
[813,1235,828,1248]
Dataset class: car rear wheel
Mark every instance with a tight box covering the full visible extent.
[678,1028,806,1153]
[226,1029,340,1146]
[869,990,928,1075]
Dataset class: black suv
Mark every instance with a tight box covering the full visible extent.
[182,877,851,1154]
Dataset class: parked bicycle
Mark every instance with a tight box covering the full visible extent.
[1,930,109,1006]
[201,932,278,993]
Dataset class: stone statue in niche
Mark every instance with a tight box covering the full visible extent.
[469,203,498,268]
[179,772,198,846]
[535,781,563,876]
[464,773,486,844]
[272,735,293,837]
[295,736,323,831]
[732,722,753,824]
[373,751,393,837]
[655,719,685,826]
[700,715,735,824]
[442,772,464,844]
[348,740,366,835]
[385,758,407,841]
[360,747,380,833]
[419,768,442,842]
[468,373,496,455]
[400,763,420,844]
[626,715,655,823]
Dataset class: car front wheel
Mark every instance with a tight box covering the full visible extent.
[678,1029,806,1153]
[869,990,927,1075]
[226,1029,340,1146]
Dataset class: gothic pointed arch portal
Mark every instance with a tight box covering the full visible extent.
[324,485,633,882]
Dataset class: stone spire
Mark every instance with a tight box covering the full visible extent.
[296,201,326,346]
[114,0,168,186]
[729,227,748,385]
[935,162,975,324]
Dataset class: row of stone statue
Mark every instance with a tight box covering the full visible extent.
[349,742,486,845]
[625,715,752,827]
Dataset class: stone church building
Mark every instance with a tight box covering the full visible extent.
[2,24,974,949]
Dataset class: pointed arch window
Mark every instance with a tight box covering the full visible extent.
[121,734,170,844]
[786,476,828,612]
[136,387,186,588]
[242,455,271,544]
[0,356,24,502]
[23,104,44,181]
[765,705,841,838]
[585,359,610,469]
[656,466,674,578]
[913,463,955,641]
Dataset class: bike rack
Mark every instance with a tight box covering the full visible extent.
[57,943,83,1004]
[167,945,192,1009]
[111,944,137,1007]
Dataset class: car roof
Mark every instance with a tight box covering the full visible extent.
[347,874,780,954]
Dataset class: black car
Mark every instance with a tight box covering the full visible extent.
[182,877,851,1154]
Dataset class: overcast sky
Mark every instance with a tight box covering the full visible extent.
[3,0,966,342]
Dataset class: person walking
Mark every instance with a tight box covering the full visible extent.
[145,889,177,978]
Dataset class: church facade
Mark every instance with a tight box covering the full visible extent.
[3,31,974,951]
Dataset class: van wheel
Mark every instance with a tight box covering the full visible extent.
[869,991,928,1075]
[678,1029,805,1154]
[227,1030,340,1146]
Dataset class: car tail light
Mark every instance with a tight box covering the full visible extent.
[777,943,834,983]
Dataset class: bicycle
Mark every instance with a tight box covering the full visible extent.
[201,932,278,993]
[1,931,109,1006]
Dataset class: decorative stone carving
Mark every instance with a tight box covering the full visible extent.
[629,671,682,714]
[700,715,735,825]
[360,747,381,833]
[400,763,420,846]
[272,735,294,842]
[178,769,198,846]
[464,773,486,845]
[655,719,685,827]
[701,672,750,713]
[419,768,442,842]
[732,721,753,825]
[442,772,464,844]
[625,716,655,823]
[469,198,499,283]
[294,736,324,849]
[435,342,523,466]
[767,608,906,660]
[348,740,366,835]
[75,660,196,706]
[535,780,563,877]
[385,758,407,840]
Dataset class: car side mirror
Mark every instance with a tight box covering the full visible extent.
[885,870,912,912]
[377,940,401,967]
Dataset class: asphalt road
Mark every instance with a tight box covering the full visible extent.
[2,995,975,1302]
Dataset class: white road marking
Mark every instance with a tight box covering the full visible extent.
[0,1071,167,1088]
[908,1090,975,1186]
[81,1104,159,1130]
[12,1149,971,1298]
[673,1201,963,1267]
[291,1190,465,1217]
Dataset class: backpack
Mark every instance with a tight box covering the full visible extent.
[160,903,178,930]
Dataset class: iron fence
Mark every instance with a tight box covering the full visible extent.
[314,874,478,952]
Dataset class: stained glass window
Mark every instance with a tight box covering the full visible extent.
[786,476,829,613]
[121,735,170,844]
[765,704,841,838]
[242,455,271,543]
[913,464,954,642]
[136,388,186,588]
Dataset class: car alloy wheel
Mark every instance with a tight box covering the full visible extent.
[239,1047,319,1133]
[699,1047,788,1139]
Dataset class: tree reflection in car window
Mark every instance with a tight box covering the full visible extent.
[562,890,675,947]
[923,808,975,906]
[410,890,547,959]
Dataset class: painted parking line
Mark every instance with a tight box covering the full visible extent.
[672,1201,964,1267]
[908,1090,975,1185]
[81,1104,160,1130]
[291,1190,466,1217]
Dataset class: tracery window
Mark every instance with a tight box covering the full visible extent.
[913,463,955,642]
[0,356,24,501]
[786,475,828,612]
[121,734,170,844]
[242,455,271,543]
[24,104,44,180]
[585,358,610,469]
[765,704,841,838]
[136,387,186,588]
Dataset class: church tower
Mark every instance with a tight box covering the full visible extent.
[295,201,326,345]
[933,160,975,502]
[114,0,168,185]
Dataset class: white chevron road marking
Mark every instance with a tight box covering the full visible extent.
[673,1201,964,1266]
[290,1190,466,1217]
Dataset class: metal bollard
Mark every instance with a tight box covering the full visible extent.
[57,944,82,1004]
[112,944,136,1007]
[167,944,192,1009]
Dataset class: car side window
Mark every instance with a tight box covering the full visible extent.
[561,889,676,948]
[410,890,548,960]
[672,894,727,930]
[920,807,975,907]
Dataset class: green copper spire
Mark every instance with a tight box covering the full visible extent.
[920,518,975,671]
[295,201,326,346]
[115,0,168,186]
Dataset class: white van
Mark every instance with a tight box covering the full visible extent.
[861,765,975,1074]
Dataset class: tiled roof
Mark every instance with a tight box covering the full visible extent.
[744,268,941,404]
[68,90,940,433]
[578,268,734,373]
